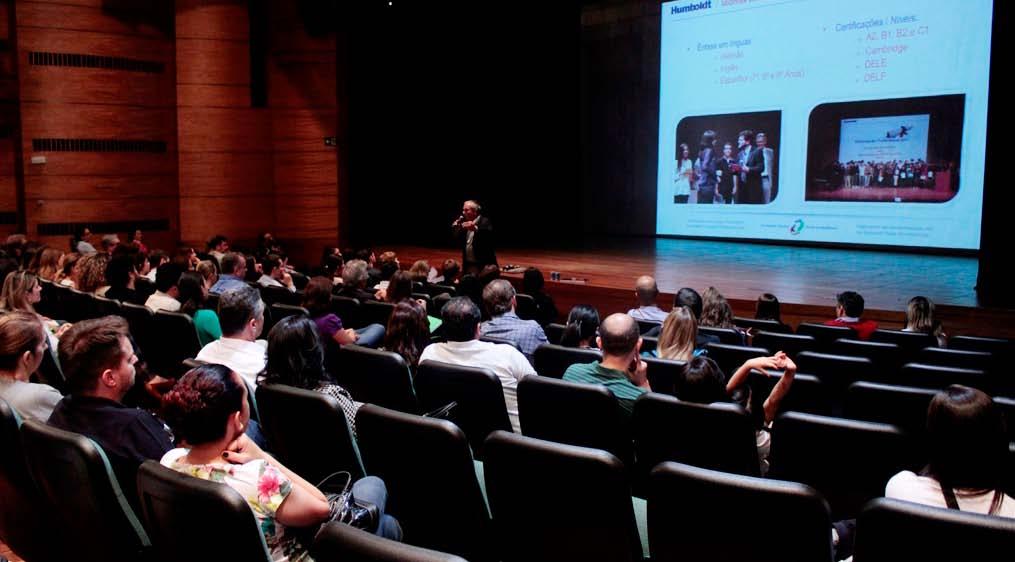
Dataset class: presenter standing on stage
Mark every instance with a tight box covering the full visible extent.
[453,200,497,274]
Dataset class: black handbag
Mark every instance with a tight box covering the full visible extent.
[317,472,380,533]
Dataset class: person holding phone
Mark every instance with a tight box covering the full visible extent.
[563,313,650,417]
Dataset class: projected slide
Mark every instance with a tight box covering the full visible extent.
[657,0,993,250]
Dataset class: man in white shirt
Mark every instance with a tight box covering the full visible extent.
[419,297,534,432]
[144,263,183,313]
[257,254,295,292]
[207,234,229,267]
[195,285,266,386]
[626,275,668,323]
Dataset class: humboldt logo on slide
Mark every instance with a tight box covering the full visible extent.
[790,219,805,235]
[670,1,713,15]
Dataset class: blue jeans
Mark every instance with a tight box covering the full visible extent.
[353,476,402,540]
[354,323,385,349]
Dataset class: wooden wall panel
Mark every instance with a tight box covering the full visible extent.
[16,0,178,245]
[0,1,18,238]
[177,0,273,248]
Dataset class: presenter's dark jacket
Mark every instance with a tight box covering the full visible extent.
[716,157,738,200]
[741,146,765,204]
[455,215,497,270]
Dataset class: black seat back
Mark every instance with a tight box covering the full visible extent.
[918,346,994,374]
[517,375,634,467]
[0,399,64,562]
[735,316,793,334]
[644,356,687,396]
[705,343,769,380]
[334,344,417,413]
[649,461,833,562]
[92,295,123,317]
[830,338,901,380]
[796,351,876,411]
[483,431,642,562]
[356,405,491,561]
[256,383,365,483]
[259,285,301,306]
[769,411,919,519]
[135,277,157,302]
[120,302,155,359]
[633,393,760,477]
[636,319,662,334]
[748,370,829,417]
[796,323,856,351]
[20,419,150,561]
[136,460,272,561]
[313,522,469,562]
[415,360,513,458]
[63,288,93,321]
[478,335,520,351]
[871,329,939,363]
[514,292,537,321]
[152,310,203,376]
[752,330,816,359]
[854,497,1015,561]
[544,322,566,345]
[330,295,361,329]
[532,343,601,378]
[265,303,308,335]
[898,362,990,391]
[427,283,457,297]
[698,326,744,345]
[361,300,395,327]
[845,381,937,437]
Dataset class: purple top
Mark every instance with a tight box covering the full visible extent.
[314,313,343,341]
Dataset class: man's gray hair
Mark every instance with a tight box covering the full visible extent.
[342,259,369,288]
[217,285,264,336]
[464,200,481,213]
[483,279,515,317]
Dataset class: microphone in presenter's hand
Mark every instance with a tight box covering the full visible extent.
[453,215,464,226]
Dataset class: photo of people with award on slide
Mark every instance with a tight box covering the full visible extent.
[806,94,964,203]
[672,110,781,205]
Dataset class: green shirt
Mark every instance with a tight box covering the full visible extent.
[193,309,223,347]
[562,361,647,416]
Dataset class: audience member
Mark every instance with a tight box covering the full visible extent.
[376,270,414,304]
[457,273,483,310]
[650,306,705,361]
[100,234,120,254]
[145,250,168,282]
[129,229,148,254]
[0,270,67,348]
[144,262,184,313]
[103,252,143,305]
[700,286,747,344]
[644,287,721,348]
[196,259,219,291]
[627,275,668,323]
[162,364,401,556]
[303,276,384,348]
[0,311,62,421]
[207,235,229,265]
[479,279,548,362]
[48,316,173,507]
[57,252,81,287]
[36,247,63,282]
[903,296,947,347]
[336,260,377,302]
[563,313,649,416]
[408,260,430,286]
[522,267,559,326]
[260,316,362,436]
[258,253,295,292]
[377,251,400,283]
[209,252,248,294]
[478,264,501,288]
[885,385,1013,516]
[755,292,792,332]
[559,304,599,349]
[824,291,878,340]
[243,254,262,283]
[76,252,110,295]
[71,226,96,254]
[178,271,223,346]
[419,297,534,432]
[173,246,200,272]
[436,259,460,285]
[195,285,266,385]
[381,300,431,371]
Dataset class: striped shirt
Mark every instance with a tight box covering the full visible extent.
[562,361,646,416]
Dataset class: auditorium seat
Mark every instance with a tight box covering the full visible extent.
[636,319,661,334]
[705,343,769,379]
[642,356,686,396]
[830,338,901,379]
[136,460,272,561]
[844,381,937,437]
[897,362,990,392]
[428,283,457,298]
[514,292,537,321]
[483,431,643,562]
[313,522,469,562]
[33,344,66,395]
[259,285,301,306]
[265,303,308,335]
[796,351,876,412]
[120,302,155,360]
[478,335,521,351]
[134,277,157,302]
[734,316,794,334]
[62,288,92,322]
[433,293,453,318]
[854,498,1015,561]
[255,383,366,483]
[649,461,833,562]
[752,330,816,359]
[796,323,857,351]
[532,343,601,378]
[361,300,396,328]
[35,278,58,318]
[92,294,123,318]
[517,375,634,468]
[415,360,514,459]
[413,292,436,316]
[748,370,829,417]
[918,347,993,373]
[544,322,566,345]
[151,310,203,376]
[356,405,492,561]
[641,336,658,353]
[769,411,920,519]
[632,393,760,478]
[20,420,151,561]
[949,334,1013,357]
[870,329,938,364]
[0,399,65,562]
[698,326,744,345]
[330,295,361,328]
[334,345,418,413]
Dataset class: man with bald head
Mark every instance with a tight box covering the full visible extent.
[452,199,497,274]
[627,275,668,323]
[563,313,650,416]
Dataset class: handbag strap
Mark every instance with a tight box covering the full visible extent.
[941,486,1004,515]
[941,486,960,510]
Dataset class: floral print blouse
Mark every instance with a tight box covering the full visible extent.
[161,448,311,562]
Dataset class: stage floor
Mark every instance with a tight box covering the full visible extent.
[389,237,1004,336]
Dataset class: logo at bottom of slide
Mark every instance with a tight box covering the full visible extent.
[789,219,805,235]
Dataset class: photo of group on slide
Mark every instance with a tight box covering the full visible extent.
[673,110,781,205]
